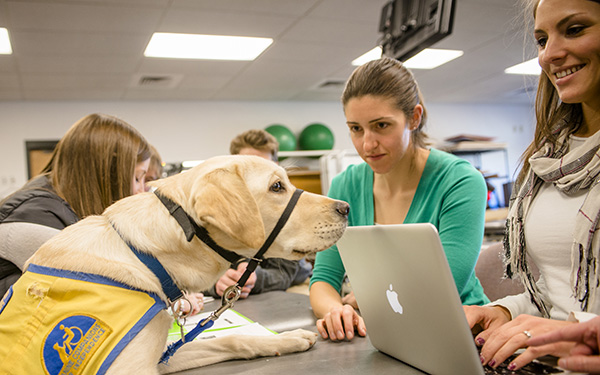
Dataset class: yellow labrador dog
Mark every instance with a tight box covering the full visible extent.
[0,155,349,375]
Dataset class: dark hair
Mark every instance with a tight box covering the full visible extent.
[341,56,429,148]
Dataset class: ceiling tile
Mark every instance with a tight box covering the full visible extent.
[0,0,538,104]
[158,8,296,37]
[11,31,148,57]
[17,56,140,74]
[7,2,164,33]
[170,0,320,16]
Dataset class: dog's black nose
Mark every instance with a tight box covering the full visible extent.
[335,202,350,217]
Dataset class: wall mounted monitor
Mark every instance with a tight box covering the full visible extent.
[379,0,456,62]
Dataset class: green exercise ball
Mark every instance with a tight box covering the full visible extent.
[265,124,297,151]
[298,123,334,150]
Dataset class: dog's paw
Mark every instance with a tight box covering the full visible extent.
[279,329,318,344]
[274,329,318,353]
[158,329,319,371]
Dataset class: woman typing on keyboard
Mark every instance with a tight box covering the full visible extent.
[464,0,600,371]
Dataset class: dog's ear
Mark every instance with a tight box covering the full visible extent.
[192,167,265,249]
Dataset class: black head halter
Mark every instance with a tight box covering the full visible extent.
[154,188,304,287]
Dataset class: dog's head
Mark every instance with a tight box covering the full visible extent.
[151,155,348,261]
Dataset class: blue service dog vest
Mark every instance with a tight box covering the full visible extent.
[0,264,166,375]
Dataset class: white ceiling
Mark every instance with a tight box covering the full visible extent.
[0,0,541,104]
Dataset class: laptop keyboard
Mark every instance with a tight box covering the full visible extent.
[481,352,563,374]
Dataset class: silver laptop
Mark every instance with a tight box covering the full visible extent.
[337,223,566,375]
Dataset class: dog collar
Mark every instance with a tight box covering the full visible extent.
[154,190,243,264]
[154,191,243,265]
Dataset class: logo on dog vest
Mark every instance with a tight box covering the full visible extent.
[42,315,112,375]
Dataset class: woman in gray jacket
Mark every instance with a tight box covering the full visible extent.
[0,113,150,297]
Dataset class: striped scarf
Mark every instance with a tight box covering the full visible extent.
[504,118,600,317]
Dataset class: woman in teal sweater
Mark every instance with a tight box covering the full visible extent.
[309,57,489,342]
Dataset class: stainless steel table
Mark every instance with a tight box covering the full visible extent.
[172,291,424,374]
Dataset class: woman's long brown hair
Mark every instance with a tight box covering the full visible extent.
[43,113,150,218]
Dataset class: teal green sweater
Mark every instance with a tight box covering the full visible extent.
[310,148,490,306]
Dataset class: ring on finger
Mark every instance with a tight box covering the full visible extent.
[522,330,532,339]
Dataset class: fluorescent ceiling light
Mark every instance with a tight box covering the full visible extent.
[403,49,463,69]
[0,28,12,55]
[504,58,541,75]
[352,47,462,69]
[352,46,382,66]
[145,33,273,61]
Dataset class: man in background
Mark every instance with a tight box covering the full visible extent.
[206,129,312,299]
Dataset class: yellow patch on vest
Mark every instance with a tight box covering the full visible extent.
[42,314,113,375]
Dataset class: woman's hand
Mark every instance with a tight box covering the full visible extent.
[341,291,359,309]
[478,313,575,371]
[527,316,600,373]
[215,262,257,299]
[174,291,204,316]
[316,304,366,341]
[464,305,512,340]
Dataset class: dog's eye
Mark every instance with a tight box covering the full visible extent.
[270,181,285,193]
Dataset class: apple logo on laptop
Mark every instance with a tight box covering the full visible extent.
[386,284,403,314]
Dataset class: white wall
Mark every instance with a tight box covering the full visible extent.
[0,100,534,198]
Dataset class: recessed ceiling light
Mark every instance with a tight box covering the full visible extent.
[504,58,541,75]
[352,47,463,69]
[144,32,273,61]
[0,28,12,55]
[403,49,463,69]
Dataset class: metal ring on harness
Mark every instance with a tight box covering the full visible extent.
[171,294,193,321]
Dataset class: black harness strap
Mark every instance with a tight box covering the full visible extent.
[154,193,195,242]
[189,222,243,265]
[236,188,303,286]
[154,192,243,265]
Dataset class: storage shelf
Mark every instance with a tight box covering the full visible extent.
[448,147,509,173]
[278,150,333,158]
[450,147,507,154]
